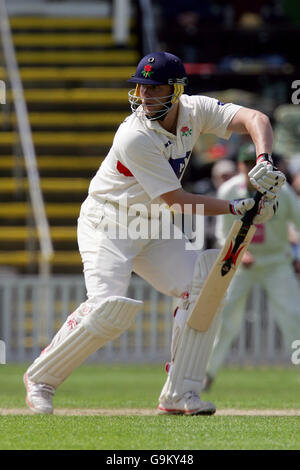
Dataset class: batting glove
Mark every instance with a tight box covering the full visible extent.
[252,195,278,224]
[229,198,255,216]
[248,154,286,200]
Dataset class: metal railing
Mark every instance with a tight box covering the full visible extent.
[0,0,53,276]
[0,275,292,364]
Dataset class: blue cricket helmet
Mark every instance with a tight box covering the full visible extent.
[128,52,188,121]
[128,51,188,86]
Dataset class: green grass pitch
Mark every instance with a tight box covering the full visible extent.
[0,364,300,450]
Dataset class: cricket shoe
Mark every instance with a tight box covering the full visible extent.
[158,391,216,416]
[23,372,55,414]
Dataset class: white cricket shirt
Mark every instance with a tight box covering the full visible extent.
[88,94,241,209]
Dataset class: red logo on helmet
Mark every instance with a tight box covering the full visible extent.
[142,64,154,78]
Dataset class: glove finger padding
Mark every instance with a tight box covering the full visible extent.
[229,198,255,216]
[252,196,278,224]
[248,165,286,199]
[248,161,271,180]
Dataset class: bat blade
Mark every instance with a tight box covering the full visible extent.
[187,220,256,332]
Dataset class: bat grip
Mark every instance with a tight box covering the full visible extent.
[241,191,262,226]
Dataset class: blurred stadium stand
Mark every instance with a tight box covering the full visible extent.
[0,0,139,274]
[2,0,300,274]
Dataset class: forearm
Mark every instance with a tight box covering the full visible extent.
[228,108,273,156]
[161,188,231,216]
[246,111,273,156]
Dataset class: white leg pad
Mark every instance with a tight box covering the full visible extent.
[27,296,142,388]
[160,250,225,401]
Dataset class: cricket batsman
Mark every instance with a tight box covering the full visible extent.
[24,52,285,415]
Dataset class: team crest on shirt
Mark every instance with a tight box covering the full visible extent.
[181,126,192,136]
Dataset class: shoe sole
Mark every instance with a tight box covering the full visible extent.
[157,406,216,416]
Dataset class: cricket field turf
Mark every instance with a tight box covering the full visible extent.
[0,364,299,450]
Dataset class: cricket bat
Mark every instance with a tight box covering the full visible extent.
[187,192,262,332]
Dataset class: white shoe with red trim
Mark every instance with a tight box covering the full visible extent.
[158,391,216,416]
[23,372,55,414]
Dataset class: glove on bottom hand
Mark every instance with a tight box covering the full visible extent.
[229,198,255,217]
[229,196,278,223]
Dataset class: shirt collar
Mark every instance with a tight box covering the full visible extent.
[145,97,190,138]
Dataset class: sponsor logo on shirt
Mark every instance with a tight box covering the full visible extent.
[168,151,191,178]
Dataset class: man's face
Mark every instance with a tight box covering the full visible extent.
[139,84,172,117]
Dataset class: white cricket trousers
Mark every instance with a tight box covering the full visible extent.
[207,260,300,377]
[78,196,199,304]
[27,195,218,392]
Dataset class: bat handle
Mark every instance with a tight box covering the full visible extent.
[241,191,262,226]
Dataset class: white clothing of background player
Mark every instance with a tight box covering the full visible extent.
[23,52,285,415]
[205,144,300,388]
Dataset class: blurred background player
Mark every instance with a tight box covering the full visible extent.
[204,143,300,390]
[205,159,238,249]
[211,159,237,191]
